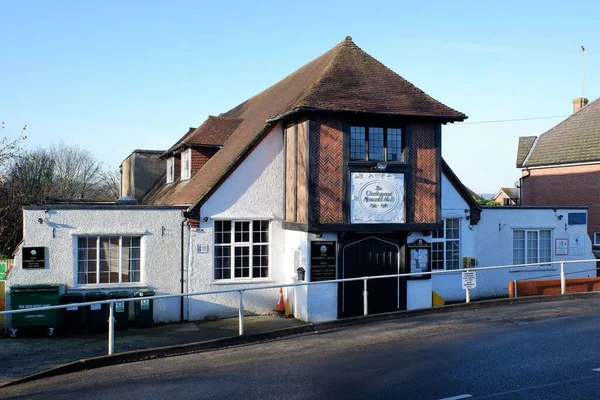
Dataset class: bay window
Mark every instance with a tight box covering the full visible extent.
[77,236,141,284]
[214,220,269,280]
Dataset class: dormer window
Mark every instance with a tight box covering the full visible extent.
[350,126,403,162]
[166,157,175,183]
[181,149,192,180]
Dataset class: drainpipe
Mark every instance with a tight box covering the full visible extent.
[519,168,531,206]
[181,211,192,322]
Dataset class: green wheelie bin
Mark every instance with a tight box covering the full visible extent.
[133,289,155,329]
[84,291,108,332]
[9,284,61,337]
[108,291,131,331]
[61,292,84,334]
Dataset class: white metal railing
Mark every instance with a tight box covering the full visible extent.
[0,258,598,355]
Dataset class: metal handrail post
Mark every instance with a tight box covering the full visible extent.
[108,303,115,355]
[238,290,244,336]
[560,262,566,295]
[465,288,470,303]
[514,280,518,298]
[363,278,368,316]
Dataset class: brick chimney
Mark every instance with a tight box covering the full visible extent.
[572,97,589,114]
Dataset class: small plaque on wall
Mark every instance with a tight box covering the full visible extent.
[22,247,46,269]
[310,241,337,282]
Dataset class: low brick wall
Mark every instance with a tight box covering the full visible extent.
[509,278,600,298]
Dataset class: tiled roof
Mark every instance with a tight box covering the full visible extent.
[519,98,600,167]
[515,136,536,167]
[500,187,519,198]
[144,37,466,206]
[166,117,243,155]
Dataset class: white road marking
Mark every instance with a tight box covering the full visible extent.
[593,368,600,372]
[438,395,473,400]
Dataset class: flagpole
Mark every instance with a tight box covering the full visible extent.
[581,45,586,101]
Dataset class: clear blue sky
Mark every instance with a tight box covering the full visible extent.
[2,0,599,194]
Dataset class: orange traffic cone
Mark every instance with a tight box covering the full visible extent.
[275,288,285,313]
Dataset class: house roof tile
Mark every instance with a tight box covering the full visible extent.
[143,37,466,206]
[519,98,600,167]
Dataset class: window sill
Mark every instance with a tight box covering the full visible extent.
[74,283,146,290]
[211,279,274,285]
[509,267,557,273]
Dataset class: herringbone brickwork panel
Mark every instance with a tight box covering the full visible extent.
[411,123,437,223]
[297,122,308,223]
[315,119,344,223]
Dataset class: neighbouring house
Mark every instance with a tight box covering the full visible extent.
[517,97,600,261]
[5,38,596,326]
[492,187,520,205]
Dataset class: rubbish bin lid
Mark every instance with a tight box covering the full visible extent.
[108,291,132,299]
[61,292,84,299]
[10,284,61,293]
[84,291,108,300]
[133,289,155,297]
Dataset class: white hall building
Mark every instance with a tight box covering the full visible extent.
[7,37,595,324]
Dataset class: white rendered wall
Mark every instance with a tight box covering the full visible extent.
[432,173,476,302]
[188,125,287,320]
[469,207,595,299]
[433,205,595,302]
[7,207,183,323]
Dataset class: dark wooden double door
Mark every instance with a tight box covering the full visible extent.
[338,234,407,318]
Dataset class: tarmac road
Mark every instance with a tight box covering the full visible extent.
[4,299,600,399]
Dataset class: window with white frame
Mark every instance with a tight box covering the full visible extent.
[77,236,141,284]
[513,229,551,265]
[431,218,460,270]
[214,220,269,280]
[181,149,191,180]
[594,232,600,246]
[166,157,175,183]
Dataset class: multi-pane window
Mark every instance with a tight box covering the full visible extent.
[181,149,191,180]
[77,236,141,284]
[432,219,460,270]
[513,229,551,265]
[594,232,600,246]
[214,220,269,280]
[350,126,366,161]
[166,157,175,183]
[349,126,403,162]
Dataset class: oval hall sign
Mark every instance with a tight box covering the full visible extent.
[350,172,405,224]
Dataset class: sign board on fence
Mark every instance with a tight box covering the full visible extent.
[462,270,477,290]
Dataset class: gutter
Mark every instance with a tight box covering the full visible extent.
[265,106,467,124]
